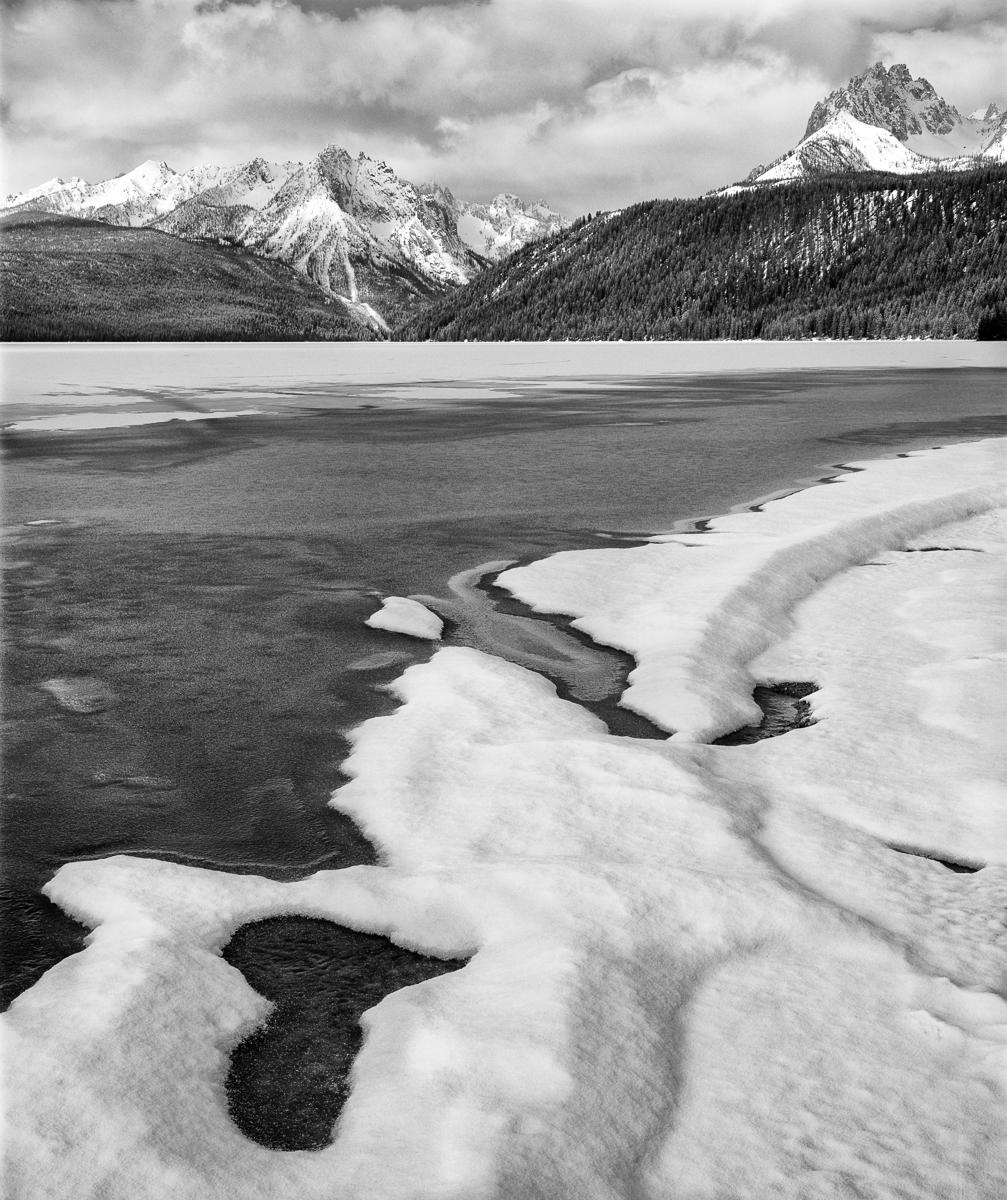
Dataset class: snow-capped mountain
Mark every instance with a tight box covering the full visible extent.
[733,63,1005,189]
[981,120,1007,164]
[806,63,958,143]
[3,160,223,227]
[446,190,565,259]
[750,111,961,183]
[3,149,564,331]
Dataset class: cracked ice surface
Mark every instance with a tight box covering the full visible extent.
[3,439,1006,1199]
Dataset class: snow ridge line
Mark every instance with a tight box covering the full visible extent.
[654,483,1006,740]
[498,441,1007,742]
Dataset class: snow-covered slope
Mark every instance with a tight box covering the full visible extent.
[3,161,217,227]
[3,149,564,331]
[751,112,975,184]
[981,121,1007,164]
[733,62,1005,190]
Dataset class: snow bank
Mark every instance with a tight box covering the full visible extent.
[498,439,1007,741]
[365,596,443,641]
[4,438,1006,1199]
[744,504,1007,977]
[4,858,572,1200]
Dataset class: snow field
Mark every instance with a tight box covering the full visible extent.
[4,858,577,1199]
[739,505,1007,991]
[4,438,1007,1198]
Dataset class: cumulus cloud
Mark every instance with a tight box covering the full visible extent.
[2,0,1004,212]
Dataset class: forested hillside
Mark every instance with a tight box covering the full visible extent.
[400,169,1007,341]
[1,212,371,341]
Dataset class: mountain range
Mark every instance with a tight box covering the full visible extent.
[2,148,563,331]
[400,67,1006,342]
[731,63,1005,189]
[3,60,1005,341]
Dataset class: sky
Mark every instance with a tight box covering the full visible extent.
[2,0,1005,215]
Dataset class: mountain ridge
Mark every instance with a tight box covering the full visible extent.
[5,60,1004,342]
[1,210,371,341]
[3,147,564,331]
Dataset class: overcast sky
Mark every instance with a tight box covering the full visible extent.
[2,0,1005,213]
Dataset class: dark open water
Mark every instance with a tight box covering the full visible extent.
[2,343,1006,1006]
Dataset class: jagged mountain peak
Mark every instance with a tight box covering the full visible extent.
[728,61,1005,191]
[417,181,458,207]
[804,61,961,142]
[313,145,397,172]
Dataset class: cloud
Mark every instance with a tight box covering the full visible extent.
[2,0,1005,212]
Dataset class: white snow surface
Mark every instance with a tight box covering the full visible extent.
[498,438,1007,743]
[741,107,1005,189]
[4,408,262,432]
[4,438,1007,1199]
[754,112,961,183]
[366,596,444,640]
[982,124,1007,163]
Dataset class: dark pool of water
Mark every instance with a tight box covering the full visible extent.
[222,917,468,1151]
[712,683,819,746]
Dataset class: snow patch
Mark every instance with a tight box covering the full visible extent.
[366,597,444,641]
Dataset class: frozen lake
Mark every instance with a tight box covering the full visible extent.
[3,341,1007,1198]
[4,341,1007,559]
[2,339,1006,1005]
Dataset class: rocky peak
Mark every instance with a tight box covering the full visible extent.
[970,102,1003,123]
[804,62,961,142]
[418,182,457,208]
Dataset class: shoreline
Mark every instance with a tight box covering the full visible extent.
[4,434,1004,1198]
[2,348,1006,1195]
[4,369,1007,1006]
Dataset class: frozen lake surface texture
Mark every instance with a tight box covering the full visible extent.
[2,341,1007,1199]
